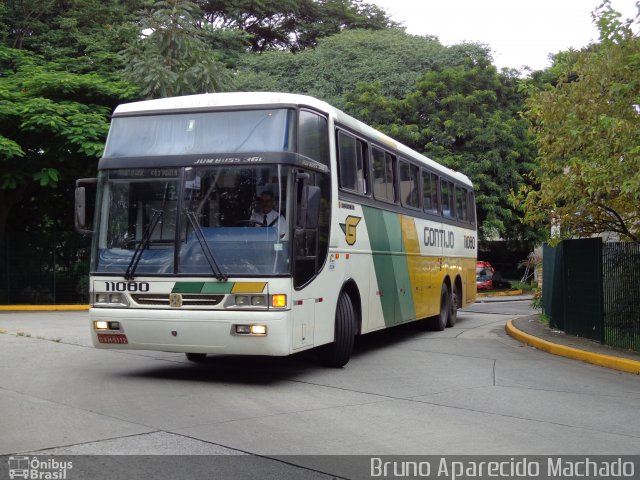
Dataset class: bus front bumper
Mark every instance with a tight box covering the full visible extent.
[89,308,291,356]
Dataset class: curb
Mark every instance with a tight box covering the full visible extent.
[477,289,524,298]
[0,305,89,312]
[505,319,640,375]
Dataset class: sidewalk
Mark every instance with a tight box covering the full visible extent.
[507,314,640,375]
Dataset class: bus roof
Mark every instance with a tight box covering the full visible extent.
[113,92,472,186]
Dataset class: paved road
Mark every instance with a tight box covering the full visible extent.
[1,302,639,477]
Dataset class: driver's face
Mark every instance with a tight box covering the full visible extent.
[260,195,274,213]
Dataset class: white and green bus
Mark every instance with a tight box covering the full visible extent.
[75,92,477,367]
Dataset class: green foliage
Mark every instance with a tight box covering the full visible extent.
[518,2,640,242]
[344,49,538,241]
[2,0,142,73]
[122,0,232,98]
[236,29,454,107]
[0,46,137,239]
[200,0,397,52]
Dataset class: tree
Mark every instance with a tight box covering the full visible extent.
[0,46,138,242]
[199,0,396,52]
[345,48,538,241]
[235,29,452,107]
[518,2,640,242]
[2,0,142,73]
[121,0,232,98]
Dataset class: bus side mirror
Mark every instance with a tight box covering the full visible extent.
[297,185,321,229]
[75,178,96,235]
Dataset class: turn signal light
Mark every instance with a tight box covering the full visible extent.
[271,294,287,308]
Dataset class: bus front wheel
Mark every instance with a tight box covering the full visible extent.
[319,292,356,368]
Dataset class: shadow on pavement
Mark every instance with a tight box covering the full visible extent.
[118,315,473,384]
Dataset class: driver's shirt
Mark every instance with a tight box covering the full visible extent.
[250,210,286,232]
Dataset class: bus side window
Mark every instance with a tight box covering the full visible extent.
[399,160,419,209]
[337,132,368,194]
[356,139,369,194]
[338,132,356,190]
[456,186,468,222]
[468,190,476,225]
[372,147,395,203]
[299,110,329,167]
[422,170,438,214]
[441,180,454,219]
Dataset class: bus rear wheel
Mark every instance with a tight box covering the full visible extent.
[319,292,356,368]
[447,283,458,328]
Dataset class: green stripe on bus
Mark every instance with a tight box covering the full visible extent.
[362,206,416,326]
[201,282,235,294]
[172,282,235,294]
[172,282,206,293]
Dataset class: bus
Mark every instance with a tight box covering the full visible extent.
[75,92,477,367]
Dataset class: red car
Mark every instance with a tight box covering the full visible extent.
[476,261,494,290]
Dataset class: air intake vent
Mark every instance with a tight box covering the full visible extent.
[131,294,224,306]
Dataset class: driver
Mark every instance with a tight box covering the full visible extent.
[250,190,286,232]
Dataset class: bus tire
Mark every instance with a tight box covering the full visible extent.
[430,283,449,331]
[186,352,207,362]
[319,292,356,368]
[447,283,458,328]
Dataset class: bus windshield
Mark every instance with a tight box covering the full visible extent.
[92,165,292,276]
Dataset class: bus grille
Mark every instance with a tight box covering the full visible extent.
[131,294,225,306]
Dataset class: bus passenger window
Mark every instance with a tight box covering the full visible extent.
[441,180,454,218]
[338,132,368,194]
[456,186,468,222]
[372,147,395,203]
[399,160,419,208]
[468,191,476,224]
[422,171,439,214]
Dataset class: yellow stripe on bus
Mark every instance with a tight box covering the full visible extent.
[230,282,267,294]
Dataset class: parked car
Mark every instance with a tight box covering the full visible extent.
[476,261,494,290]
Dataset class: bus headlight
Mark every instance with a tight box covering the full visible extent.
[92,292,129,307]
[235,295,250,306]
[251,296,267,307]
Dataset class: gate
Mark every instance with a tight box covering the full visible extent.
[561,238,603,342]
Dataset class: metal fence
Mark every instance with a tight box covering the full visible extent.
[543,238,640,352]
[603,242,640,351]
[0,230,90,305]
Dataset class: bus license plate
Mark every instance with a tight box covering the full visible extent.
[97,333,128,344]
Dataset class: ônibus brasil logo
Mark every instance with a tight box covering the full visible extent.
[7,456,73,479]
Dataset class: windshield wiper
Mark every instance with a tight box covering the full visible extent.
[183,209,227,281]
[124,209,163,280]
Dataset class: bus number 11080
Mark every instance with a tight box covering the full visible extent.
[104,281,150,292]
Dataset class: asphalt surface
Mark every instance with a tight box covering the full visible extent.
[1,301,639,478]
